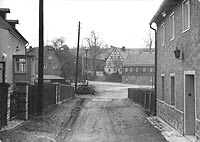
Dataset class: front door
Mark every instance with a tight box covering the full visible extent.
[185,74,195,135]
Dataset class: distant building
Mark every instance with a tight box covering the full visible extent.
[28,46,62,77]
[150,0,200,140]
[104,46,130,75]
[122,52,154,85]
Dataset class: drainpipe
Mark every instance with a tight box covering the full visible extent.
[150,23,157,115]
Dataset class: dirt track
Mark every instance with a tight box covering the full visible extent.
[58,82,166,142]
[0,82,166,142]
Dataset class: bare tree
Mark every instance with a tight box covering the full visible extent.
[55,45,76,79]
[143,31,154,50]
[85,31,103,77]
[51,37,65,49]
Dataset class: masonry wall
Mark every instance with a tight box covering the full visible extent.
[156,0,200,137]
[0,28,26,84]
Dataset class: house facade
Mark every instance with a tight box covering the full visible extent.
[0,8,35,129]
[150,0,200,140]
[0,8,29,85]
[122,52,154,85]
[104,46,128,75]
[28,46,62,78]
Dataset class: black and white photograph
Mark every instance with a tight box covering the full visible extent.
[0,0,200,141]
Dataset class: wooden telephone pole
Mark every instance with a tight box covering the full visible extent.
[38,0,44,115]
[75,21,80,93]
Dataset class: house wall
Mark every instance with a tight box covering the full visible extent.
[104,48,124,75]
[33,48,62,76]
[0,28,26,85]
[156,0,200,137]
[122,66,154,85]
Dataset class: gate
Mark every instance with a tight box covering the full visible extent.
[0,83,9,129]
[10,90,18,120]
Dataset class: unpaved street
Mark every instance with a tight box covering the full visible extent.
[58,82,167,142]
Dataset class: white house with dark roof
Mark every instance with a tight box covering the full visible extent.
[122,52,155,85]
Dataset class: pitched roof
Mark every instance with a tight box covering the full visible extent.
[0,15,28,44]
[150,0,183,24]
[123,52,155,66]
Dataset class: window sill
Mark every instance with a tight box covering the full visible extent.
[170,37,175,41]
[161,44,165,47]
[182,28,190,33]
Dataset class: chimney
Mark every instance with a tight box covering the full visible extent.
[7,20,19,28]
[0,8,10,19]
[122,46,126,52]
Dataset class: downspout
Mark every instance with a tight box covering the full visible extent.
[25,42,29,55]
[150,23,157,115]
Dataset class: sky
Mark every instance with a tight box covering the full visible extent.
[0,0,162,49]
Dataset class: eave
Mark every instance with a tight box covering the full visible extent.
[150,0,183,25]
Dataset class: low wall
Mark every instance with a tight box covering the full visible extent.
[157,100,184,134]
[128,88,156,115]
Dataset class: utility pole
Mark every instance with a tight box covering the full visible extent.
[38,0,44,115]
[75,21,80,93]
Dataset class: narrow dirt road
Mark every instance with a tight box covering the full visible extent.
[58,81,167,142]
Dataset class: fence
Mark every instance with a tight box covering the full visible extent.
[59,84,74,103]
[28,83,74,115]
[0,83,9,129]
[128,88,156,115]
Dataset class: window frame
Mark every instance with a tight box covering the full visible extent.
[125,67,129,72]
[169,12,175,40]
[161,23,165,46]
[143,67,146,72]
[136,67,139,72]
[15,57,27,73]
[182,0,190,32]
[170,73,176,106]
[43,63,47,69]
[161,74,165,101]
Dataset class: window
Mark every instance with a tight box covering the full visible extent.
[125,68,129,72]
[53,65,57,69]
[182,0,190,31]
[170,75,175,105]
[161,75,165,101]
[143,67,146,72]
[150,67,154,72]
[170,12,175,40]
[161,23,165,46]
[44,64,47,69]
[136,67,139,72]
[15,57,26,73]
[136,76,141,81]
[48,56,52,60]
[108,69,111,72]
[130,67,133,72]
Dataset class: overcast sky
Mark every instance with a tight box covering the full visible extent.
[0,0,162,48]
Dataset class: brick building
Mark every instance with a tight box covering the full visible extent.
[150,0,200,141]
